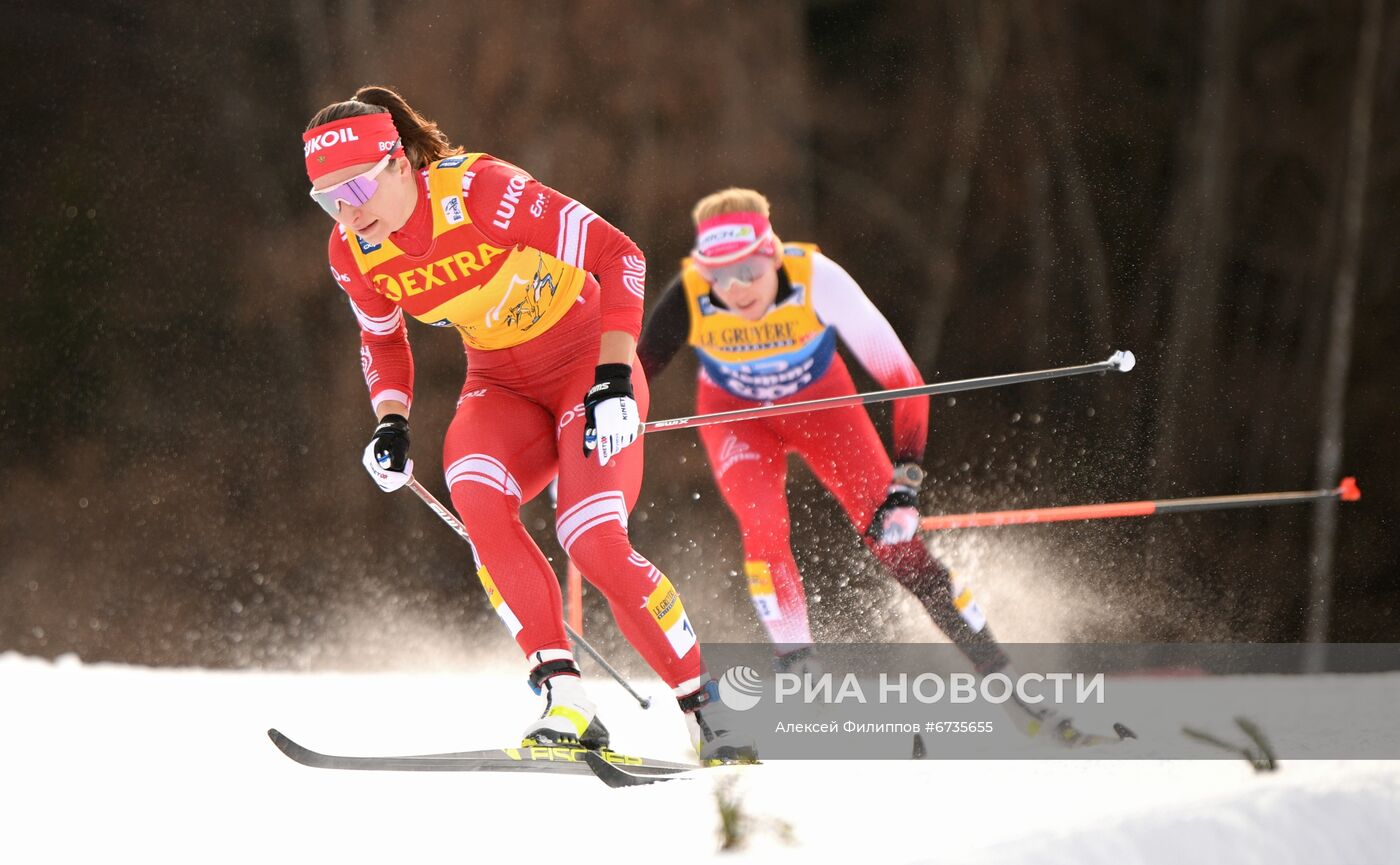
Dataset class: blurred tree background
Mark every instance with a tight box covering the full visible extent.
[2,0,1396,671]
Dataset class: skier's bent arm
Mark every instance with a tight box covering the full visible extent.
[810,251,928,464]
[463,160,645,464]
[329,232,416,490]
[329,231,416,418]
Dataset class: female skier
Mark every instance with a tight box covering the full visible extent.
[639,188,1070,739]
[302,86,751,763]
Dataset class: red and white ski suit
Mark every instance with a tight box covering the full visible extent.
[640,245,1002,670]
[328,153,702,689]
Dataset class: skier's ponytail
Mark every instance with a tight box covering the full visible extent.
[304,85,463,170]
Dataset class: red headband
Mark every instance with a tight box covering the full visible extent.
[303,112,404,182]
[693,212,775,266]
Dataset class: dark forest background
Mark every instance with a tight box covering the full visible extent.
[3,1,1396,672]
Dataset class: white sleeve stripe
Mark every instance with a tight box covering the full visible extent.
[352,304,403,336]
[621,254,646,299]
[556,202,574,263]
[356,306,400,324]
[370,389,412,413]
[557,201,597,269]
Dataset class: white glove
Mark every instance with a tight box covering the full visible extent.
[589,395,640,467]
[362,414,414,492]
[362,442,414,492]
[583,364,640,466]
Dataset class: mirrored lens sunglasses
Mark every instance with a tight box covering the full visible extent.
[308,154,393,217]
[695,253,774,290]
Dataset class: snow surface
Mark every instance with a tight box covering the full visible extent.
[4,651,1398,865]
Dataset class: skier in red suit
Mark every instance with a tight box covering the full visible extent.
[640,188,1032,704]
[302,86,752,763]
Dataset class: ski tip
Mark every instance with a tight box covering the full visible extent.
[583,750,670,788]
[1113,722,1138,741]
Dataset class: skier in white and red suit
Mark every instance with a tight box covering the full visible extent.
[302,86,752,764]
[639,188,1013,680]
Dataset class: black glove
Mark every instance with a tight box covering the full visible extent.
[866,462,924,544]
[369,414,411,472]
[582,363,637,460]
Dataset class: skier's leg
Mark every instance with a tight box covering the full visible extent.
[697,421,815,650]
[804,416,1083,742]
[553,365,707,692]
[791,403,1009,674]
[443,385,607,748]
[555,368,755,763]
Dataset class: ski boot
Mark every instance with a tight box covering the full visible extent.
[521,659,611,750]
[679,679,760,766]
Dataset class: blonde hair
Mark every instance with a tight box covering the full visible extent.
[692,188,772,226]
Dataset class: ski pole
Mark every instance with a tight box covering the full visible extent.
[919,477,1361,531]
[404,478,654,709]
[641,350,1136,434]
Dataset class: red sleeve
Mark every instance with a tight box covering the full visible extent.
[464,159,646,339]
[327,229,415,414]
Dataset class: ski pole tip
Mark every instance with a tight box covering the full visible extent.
[1108,350,1136,372]
[1337,476,1361,501]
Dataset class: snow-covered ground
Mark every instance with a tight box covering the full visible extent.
[5,651,1398,864]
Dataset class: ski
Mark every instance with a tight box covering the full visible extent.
[267,728,695,777]
[583,750,687,787]
[1182,717,1276,771]
[583,750,761,787]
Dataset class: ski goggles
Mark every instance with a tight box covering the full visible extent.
[308,153,393,217]
[694,251,776,291]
